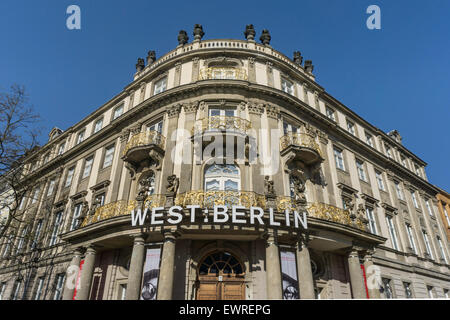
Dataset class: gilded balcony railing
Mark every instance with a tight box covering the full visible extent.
[80,200,137,227]
[122,130,166,156]
[175,190,266,209]
[199,67,248,81]
[192,116,252,135]
[143,194,167,209]
[280,132,322,157]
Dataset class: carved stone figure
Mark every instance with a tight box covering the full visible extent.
[193,24,205,41]
[90,197,102,216]
[146,51,156,65]
[137,175,153,200]
[260,29,271,45]
[356,203,369,230]
[136,58,145,72]
[293,51,303,65]
[264,176,275,195]
[166,175,179,195]
[177,30,189,45]
[76,201,90,228]
[291,175,306,204]
[244,24,256,41]
[304,60,314,73]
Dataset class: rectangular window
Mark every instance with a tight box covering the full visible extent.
[0,282,6,300]
[406,224,417,254]
[19,196,26,210]
[11,280,22,300]
[103,145,115,168]
[411,191,419,208]
[425,200,434,216]
[70,204,83,231]
[366,207,377,234]
[282,122,299,134]
[325,107,336,121]
[443,205,450,226]
[34,277,45,300]
[57,142,66,155]
[77,130,85,144]
[95,193,106,206]
[427,286,434,299]
[437,236,447,264]
[94,118,103,133]
[395,181,405,201]
[403,282,413,298]
[386,216,399,250]
[365,132,373,147]
[422,231,434,260]
[53,274,65,300]
[375,170,385,191]
[400,155,407,167]
[356,160,367,182]
[382,278,393,299]
[82,156,94,179]
[281,78,294,95]
[31,219,43,250]
[49,212,63,246]
[147,120,163,133]
[17,226,28,253]
[154,77,167,95]
[333,147,345,171]
[31,187,40,204]
[386,145,392,159]
[43,153,50,164]
[346,120,355,135]
[113,104,124,120]
[119,284,127,300]
[65,167,75,188]
[47,179,55,197]
[414,165,421,177]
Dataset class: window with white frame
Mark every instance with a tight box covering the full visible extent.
[405,223,417,254]
[147,120,163,133]
[2,234,13,257]
[414,165,421,177]
[325,106,336,121]
[53,274,65,300]
[425,200,434,216]
[43,153,50,164]
[95,193,106,206]
[31,219,43,250]
[94,118,103,133]
[31,186,40,204]
[386,215,399,250]
[34,277,45,300]
[19,196,26,210]
[282,121,299,134]
[47,179,56,197]
[82,156,94,179]
[16,225,29,253]
[209,108,236,118]
[381,278,393,299]
[400,155,407,167]
[375,170,385,191]
[154,77,167,95]
[49,211,63,246]
[366,207,377,234]
[443,205,450,226]
[394,181,405,201]
[113,104,124,120]
[57,142,66,155]
[346,120,355,135]
[77,129,85,145]
[0,282,6,300]
[403,282,413,298]
[437,236,447,264]
[70,203,83,231]
[103,145,115,168]
[385,145,392,159]
[11,280,22,300]
[204,164,240,192]
[427,286,434,298]
[365,132,374,147]
[356,160,367,182]
[411,191,419,208]
[281,78,294,95]
[65,167,75,188]
[333,147,345,171]
[422,230,434,260]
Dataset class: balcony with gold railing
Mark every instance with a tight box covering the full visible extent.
[123,130,166,156]
[175,190,266,209]
[198,67,248,81]
[280,132,323,165]
[80,194,166,228]
[192,116,252,137]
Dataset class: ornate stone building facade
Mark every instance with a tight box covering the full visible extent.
[0,25,449,300]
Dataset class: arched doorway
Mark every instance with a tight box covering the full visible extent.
[196,251,245,300]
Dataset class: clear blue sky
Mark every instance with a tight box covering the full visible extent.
[0,0,449,191]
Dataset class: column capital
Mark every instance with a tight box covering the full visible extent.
[162,230,178,242]
[85,245,98,255]
[131,232,147,244]
[262,230,278,245]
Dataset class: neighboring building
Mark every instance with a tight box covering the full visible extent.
[0,25,449,300]
[436,190,450,242]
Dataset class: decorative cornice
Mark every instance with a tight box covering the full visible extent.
[337,182,358,195]
[90,180,111,192]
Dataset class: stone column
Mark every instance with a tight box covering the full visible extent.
[265,232,282,299]
[157,231,177,300]
[296,240,315,299]
[347,249,367,299]
[75,245,96,300]
[62,248,83,300]
[126,234,146,300]
[363,251,380,299]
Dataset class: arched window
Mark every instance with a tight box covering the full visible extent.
[204,164,240,191]
[198,251,244,276]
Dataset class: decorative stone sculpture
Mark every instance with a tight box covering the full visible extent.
[166,175,179,195]
[260,29,271,45]
[304,60,314,73]
[293,51,303,65]
[177,30,189,46]
[193,24,205,41]
[76,201,90,228]
[291,175,307,204]
[137,175,153,200]
[356,203,369,230]
[146,51,156,65]
[264,176,275,195]
[136,58,145,72]
[244,24,256,41]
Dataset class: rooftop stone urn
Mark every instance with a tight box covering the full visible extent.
[244,24,256,41]
[260,29,271,45]
[193,24,205,41]
[136,58,145,72]
[178,30,189,46]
